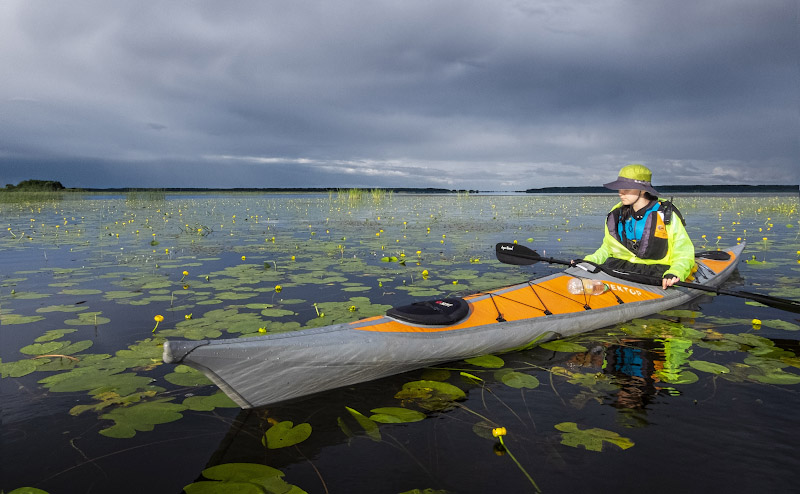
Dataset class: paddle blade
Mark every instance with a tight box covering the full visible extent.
[730,290,800,314]
[495,243,539,265]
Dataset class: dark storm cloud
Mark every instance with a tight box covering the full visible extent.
[1,0,796,189]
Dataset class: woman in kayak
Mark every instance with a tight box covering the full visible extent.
[581,164,695,290]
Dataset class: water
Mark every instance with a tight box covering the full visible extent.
[1,192,798,493]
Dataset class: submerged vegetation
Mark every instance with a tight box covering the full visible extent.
[1,192,798,493]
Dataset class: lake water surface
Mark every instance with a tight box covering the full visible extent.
[2,192,799,493]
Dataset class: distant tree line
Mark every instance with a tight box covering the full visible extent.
[4,180,66,191]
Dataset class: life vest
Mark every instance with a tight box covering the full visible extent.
[606,200,685,260]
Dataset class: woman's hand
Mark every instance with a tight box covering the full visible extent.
[662,274,679,289]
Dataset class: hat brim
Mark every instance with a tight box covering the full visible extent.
[603,177,659,196]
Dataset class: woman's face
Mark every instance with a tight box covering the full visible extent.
[617,188,642,206]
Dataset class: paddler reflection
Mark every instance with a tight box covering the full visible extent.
[566,336,692,414]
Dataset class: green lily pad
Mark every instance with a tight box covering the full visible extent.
[35,304,89,313]
[59,340,94,355]
[182,391,238,411]
[20,341,68,356]
[184,463,305,494]
[216,291,258,301]
[345,406,381,441]
[164,365,213,386]
[688,360,730,374]
[495,369,540,389]
[70,390,159,416]
[61,289,103,296]
[263,421,312,449]
[260,308,296,317]
[64,312,111,326]
[369,407,426,424]
[99,398,186,438]
[9,291,51,300]
[555,422,634,451]
[394,380,466,411]
[726,333,774,347]
[659,310,698,318]
[0,313,46,325]
[748,370,800,385]
[464,354,505,368]
[34,329,78,342]
[696,340,741,352]
[43,368,156,396]
[761,319,800,331]
[103,291,144,300]
[0,359,42,378]
[539,340,589,353]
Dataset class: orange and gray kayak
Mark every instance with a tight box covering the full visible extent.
[163,243,744,409]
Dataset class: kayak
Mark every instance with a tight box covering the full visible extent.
[163,243,744,409]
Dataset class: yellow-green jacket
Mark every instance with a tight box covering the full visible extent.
[584,201,695,281]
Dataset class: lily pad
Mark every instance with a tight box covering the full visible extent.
[184,463,305,494]
[9,291,51,300]
[260,308,296,317]
[495,369,540,389]
[748,370,800,385]
[761,319,800,331]
[464,354,505,368]
[164,365,213,386]
[35,304,89,313]
[61,289,103,295]
[345,406,381,441]
[688,360,730,374]
[369,407,426,424]
[554,422,634,451]
[539,340,589,353]
[20,341,68,356]
[183,391,238,411]
[0,313,46,325]
[99,398,187,438]
[63,312,111,326]
[263,421,312,449]
[34,329,78,342]
[394,380,466,410]
[40,369,157,396]
[0,359,42,378]
[70,390,159,416]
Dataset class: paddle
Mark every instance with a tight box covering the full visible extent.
[495,242,800,314]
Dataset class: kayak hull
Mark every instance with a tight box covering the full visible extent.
[163,244,744,408]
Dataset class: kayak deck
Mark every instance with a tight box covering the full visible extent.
[163,244,744,408]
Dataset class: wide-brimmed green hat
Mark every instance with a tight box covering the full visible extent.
[603,164,659,196]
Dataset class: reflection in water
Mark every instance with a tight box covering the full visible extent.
[604,340,660,412]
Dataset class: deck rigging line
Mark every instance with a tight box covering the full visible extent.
[487,293,507,322]
[476,275,627,321]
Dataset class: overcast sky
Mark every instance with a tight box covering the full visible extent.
[1,1,797,190]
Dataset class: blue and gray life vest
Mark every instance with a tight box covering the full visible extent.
[607,200,685,260]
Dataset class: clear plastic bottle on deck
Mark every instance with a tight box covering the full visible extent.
[567,278,609,296]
